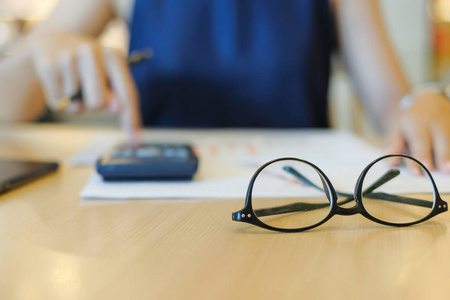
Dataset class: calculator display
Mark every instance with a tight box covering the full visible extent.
[96,143,198,181]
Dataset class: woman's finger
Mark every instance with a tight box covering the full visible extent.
[103,47,142,145]
[77,44,109,110]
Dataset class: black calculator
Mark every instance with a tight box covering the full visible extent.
[96,143,198,181]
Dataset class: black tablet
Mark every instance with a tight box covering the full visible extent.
[0,160,59,194]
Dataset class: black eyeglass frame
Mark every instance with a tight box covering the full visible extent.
[232,154,448,232]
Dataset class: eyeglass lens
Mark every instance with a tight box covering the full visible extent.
[251,159,332,229]
[362,156,435,224]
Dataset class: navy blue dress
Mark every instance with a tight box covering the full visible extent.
[129,0,333,128]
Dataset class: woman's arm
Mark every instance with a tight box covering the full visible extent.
[334,0,410,131]
[335,0,450,173]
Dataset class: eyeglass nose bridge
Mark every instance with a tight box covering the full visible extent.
[335,203,363,216]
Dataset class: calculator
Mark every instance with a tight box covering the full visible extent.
[96,143,198,181]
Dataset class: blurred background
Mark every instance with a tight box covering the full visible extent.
[0,0,449,136]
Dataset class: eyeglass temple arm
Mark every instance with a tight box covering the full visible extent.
[283,166,353,197]
[357,168,432,208]
[363,191,433,208]
[253,167,361,217]
[284,167,433,208]
[253,168,433,217]
[283,166,402,204]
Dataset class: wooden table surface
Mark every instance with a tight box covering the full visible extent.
[0,124,449,300]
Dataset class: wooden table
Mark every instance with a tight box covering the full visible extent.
[0,124,449,300]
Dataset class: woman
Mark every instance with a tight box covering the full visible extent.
[1,0,449,172]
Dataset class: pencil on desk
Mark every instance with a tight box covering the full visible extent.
[56,48,153,110]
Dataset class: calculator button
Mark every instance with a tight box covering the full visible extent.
[162,148,176,158]
[136,147,161,158]
[111,150,123,159]
[174,148,188,158]
[121,148,134,158]
[110,148,133,159]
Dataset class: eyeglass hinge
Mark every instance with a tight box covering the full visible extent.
[232,210,253,222]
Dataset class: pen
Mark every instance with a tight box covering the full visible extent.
[56,48,153,110]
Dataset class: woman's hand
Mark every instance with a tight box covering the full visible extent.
[387,92,450,173]
[30,32,141,144]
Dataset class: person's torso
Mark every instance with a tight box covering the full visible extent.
[129,0,333,127]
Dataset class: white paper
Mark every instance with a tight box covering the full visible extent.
[71,133,121,166]
[78,130,450,200]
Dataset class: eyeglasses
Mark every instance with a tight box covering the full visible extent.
[232,154,448,232]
